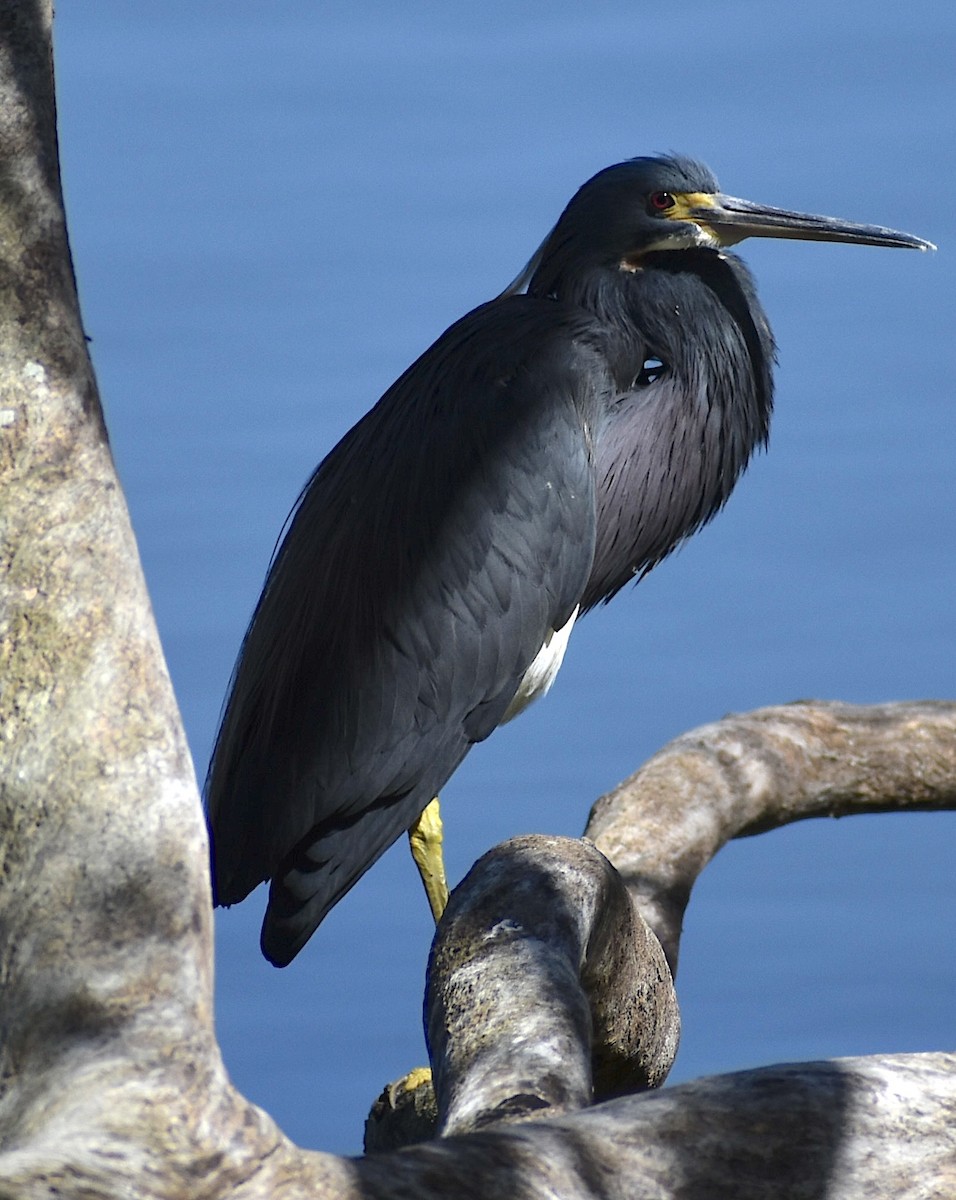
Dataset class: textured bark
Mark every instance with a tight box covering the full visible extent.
[1,3,954,1197]
[426,836,680,1134]
[0,3,350,1195]
[356,1054,956,1200]
[585,699,956,972]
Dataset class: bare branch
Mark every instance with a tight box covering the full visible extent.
[425,835,680,1135]
[586,699,956,971]
[355,1053,956,1200]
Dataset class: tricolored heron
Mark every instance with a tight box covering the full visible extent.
[206,155,932,966]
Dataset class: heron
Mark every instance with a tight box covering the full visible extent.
[206,155,932,967]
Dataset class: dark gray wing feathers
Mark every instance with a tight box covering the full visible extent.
[205,297,607,962]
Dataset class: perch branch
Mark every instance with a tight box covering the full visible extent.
[356,1053,956,1200]
[425,835,680,1136]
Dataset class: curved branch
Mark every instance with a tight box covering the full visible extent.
[585,699,956,971]
[425,835,680,1135]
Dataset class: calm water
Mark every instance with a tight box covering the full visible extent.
[55,2,955,1154]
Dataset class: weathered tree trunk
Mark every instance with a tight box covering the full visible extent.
[0,4,953,1196]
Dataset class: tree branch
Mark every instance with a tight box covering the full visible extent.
[356,1053,956,1200]
[425,835,680,1136]
[586,699,956,972]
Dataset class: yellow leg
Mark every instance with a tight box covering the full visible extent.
[408,796,449,923]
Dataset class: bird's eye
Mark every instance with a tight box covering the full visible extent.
[649,191,675,213]
[635,357,667,386]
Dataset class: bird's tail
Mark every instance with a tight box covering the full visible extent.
[259,791,428,966]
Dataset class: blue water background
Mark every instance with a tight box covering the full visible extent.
[54,2,955,1155]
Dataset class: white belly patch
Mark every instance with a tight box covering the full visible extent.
[501,606,579,724]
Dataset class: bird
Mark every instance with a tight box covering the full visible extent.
[206,154,933,967]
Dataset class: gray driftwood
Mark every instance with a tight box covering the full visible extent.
[1,3,954,1196]
[587,699,956,971]
[426,835,681,1133]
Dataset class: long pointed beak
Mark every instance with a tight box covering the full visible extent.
[694,194,936,252]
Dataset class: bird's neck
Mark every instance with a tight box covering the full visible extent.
[571,251,777,609]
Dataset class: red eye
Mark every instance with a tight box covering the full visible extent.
[649,191,675,212]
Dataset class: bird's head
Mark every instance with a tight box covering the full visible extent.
[510,154,934,299]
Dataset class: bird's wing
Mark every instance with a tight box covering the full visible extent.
[205,296,607,955]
